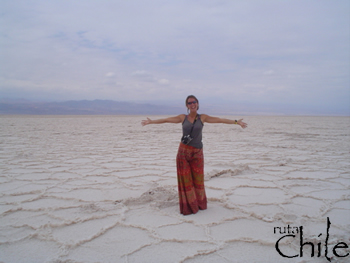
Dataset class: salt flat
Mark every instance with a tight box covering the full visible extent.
[0,115,349,263]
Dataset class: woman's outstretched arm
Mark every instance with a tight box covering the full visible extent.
[141,114,185,126]
[201,114,247,128]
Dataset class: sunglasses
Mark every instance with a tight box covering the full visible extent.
[187,101,197,105]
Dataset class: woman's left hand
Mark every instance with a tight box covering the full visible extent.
[237,119,247,129]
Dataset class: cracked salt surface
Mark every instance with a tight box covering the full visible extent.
[0,115,349,262]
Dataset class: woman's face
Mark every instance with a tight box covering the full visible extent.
[187,98,198,113]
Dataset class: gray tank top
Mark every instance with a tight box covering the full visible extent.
[182,114,204,149]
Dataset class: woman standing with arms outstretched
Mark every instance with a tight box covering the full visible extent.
[141,95,247,215]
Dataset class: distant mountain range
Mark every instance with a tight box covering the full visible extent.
[1,98,346,116]
[0,99,184,115]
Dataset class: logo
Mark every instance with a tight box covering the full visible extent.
[274,217,349,261]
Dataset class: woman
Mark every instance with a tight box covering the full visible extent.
[141,95,247,215]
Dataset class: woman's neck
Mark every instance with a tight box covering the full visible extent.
[188,112,197,118]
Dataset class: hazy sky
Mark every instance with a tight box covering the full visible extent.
[1,0,349,115]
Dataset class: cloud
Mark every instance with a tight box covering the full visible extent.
[131,70,156,83]
[263,70,275,75]
[105,72,115,77]
[130,71,170,86]
[158,79,169,85]
[0,0,349,114]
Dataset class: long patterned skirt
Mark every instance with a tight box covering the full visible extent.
[176,143,207,215]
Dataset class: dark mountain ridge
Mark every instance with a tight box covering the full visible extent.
[0,99,183,115]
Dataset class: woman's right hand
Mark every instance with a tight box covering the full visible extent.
[141,115,184,126]
[141,118,152,126]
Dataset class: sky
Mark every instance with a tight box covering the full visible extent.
[1,0,349,115]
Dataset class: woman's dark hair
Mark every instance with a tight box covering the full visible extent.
[185,95,199,111]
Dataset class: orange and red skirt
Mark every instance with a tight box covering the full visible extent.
[176,143,207,215]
